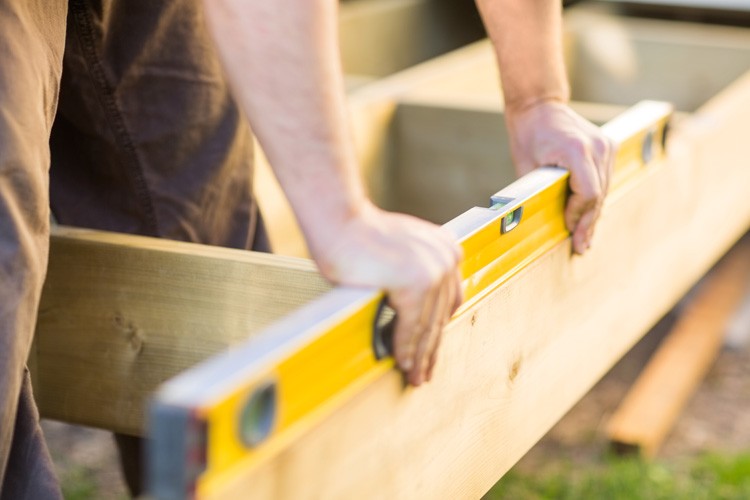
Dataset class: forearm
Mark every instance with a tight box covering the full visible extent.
[202,0,367,258]
[475,0,570,111]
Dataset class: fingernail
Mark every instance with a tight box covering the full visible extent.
[401,359,413,371]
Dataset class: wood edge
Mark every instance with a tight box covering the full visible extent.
[50,226,318,272]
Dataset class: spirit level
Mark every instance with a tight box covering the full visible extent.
[148,101,672,500]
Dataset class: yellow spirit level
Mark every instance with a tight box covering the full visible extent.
[148,101,672,500]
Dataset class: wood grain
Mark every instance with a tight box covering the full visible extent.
[34,228,331,436]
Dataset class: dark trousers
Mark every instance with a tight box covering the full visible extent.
[0,1,265,498]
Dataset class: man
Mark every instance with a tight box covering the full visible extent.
[0,0,613,498]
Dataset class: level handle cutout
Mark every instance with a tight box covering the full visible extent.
[239,380,278,448]
[372,299,396,360]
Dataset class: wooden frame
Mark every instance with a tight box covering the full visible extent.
[339,0,484,81]
[30,5,750,496]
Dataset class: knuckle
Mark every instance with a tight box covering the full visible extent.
[411,273,432,294]
[577,185,602,205]
[395,346,413,364]
[566,138,589,159]
[592,136,609,157]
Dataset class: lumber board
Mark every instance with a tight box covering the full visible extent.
[566,6,750,110]
[596,0,750,12]
[338,0,484,78]
[607,238,750,457]
[33,228,331,436]
[198,71,750,499]
[392,99,513,223]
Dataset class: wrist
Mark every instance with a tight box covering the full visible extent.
[503,92,570,118]
[301,195,375,264]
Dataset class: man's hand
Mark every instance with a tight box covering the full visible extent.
[203,0,463,386]
[475,0,615,253]
[505,101,615,254]
[312,203,463,387]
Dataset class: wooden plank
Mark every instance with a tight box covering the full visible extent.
[607,238,750,457]
[33,227,331,436]
[339,0,484,78]
[566,6,750,110]
[198,67,750,499]
[598,0,750,9]
[392,100,514,223]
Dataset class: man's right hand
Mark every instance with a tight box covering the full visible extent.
[311,202,463,387]
[202,1,462,385]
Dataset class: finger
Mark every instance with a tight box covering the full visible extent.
[571,205,599,254]
[426,268,462,381]
[389,228,454,367]
[575,136,613,252]
[566,189,598,253]
[404,238,457,385]
[564,155,601,254]
[563,155,599,228]
[411,278,450,386]
[389,280,433,374]
[591,135,612,197]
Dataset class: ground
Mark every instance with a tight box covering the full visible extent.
[41,307,750,499]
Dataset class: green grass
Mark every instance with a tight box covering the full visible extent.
[60,466,98,500]
[485,452,750,500]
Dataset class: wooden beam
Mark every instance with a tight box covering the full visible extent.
[196,68,750,499]
[33,228,331,436]
[566,6,750,111]
[607,238,750,457]
[339,0,484,78]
